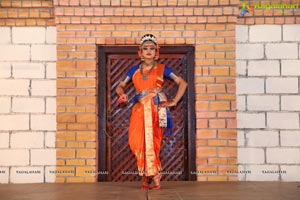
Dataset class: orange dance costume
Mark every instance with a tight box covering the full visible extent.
[124,63,175,177]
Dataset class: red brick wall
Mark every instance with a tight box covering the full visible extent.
[54,0,239,182]
[0,0,55,26]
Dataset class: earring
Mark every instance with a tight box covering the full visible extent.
[141,56,145,61]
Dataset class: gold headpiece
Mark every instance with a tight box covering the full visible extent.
[140,34,157,44]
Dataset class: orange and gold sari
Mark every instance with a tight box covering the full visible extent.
[128,64,166,177]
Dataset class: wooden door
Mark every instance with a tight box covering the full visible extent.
[98,46,196,182]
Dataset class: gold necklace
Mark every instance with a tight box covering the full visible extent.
[140,63,156,80]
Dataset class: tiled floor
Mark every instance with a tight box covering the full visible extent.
[0,181,299,200]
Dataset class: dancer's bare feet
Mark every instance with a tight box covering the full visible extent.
[140,176,151,190]
[152,173,162,190]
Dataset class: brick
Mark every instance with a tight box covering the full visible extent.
[281,131,300,146]
[237,113,265,128]
[281,166,300,181]
[12,97,44,113]
[76,166,97,177]
[283,25,300,41]
[66,71,86,78]
[12,62,45,78]
[31,149,56,165]
[210,102,230,111]
[0,79,29,96]
[31,80,56,96]
[209,119,225,128]
[45,166,56,183]
[0,62,11,78]
[215,59,235,66]
[196,140,207,147]
[214,44,235,51]
[267,148,300,164]
[218,130,236,139]
[67,141,84,148]
[10,167,44,183]
[12,27,45,44]
[0,115,29,130]
[57,60,76,71]
[247,131,279,147]
[57,131,76,141]
[226,119,236,129]
[236,44,264,59]
[236,25,248,43]
[66,159,85,166]
[87,123,96,130]
[57,96,75,106]
[195,101,208,111]
[238,148,264,164]
[54,166,75,177]
[76,78,96,88]
[57,149,75,158]
[266,43,298,59]
[31,45,56,61]
[280,94,300,110]
[45,27,56,44]
[245,165,279,181]
[236,78,264,94]
[66,106,85,113]
[77,131,96,141]
[249,25,281,42]
[266,78,298,94]
[0,97,10,113]
[57,113,76,123]
[0,45,30,61]
[46,97,56,114]
[31,114,56,131]
[248,61,280,76]
[208,158,227,165]
[237,131,245,147]
[0,150,29,166]
[77,96,96,105]
[0,27,11,44]
[197,130,217,139]
[86,142,96,148]
[77,149,96,158]
[219,165,238,175]
[11,132,44,148]
[77,60,96,70]
[197,147,217,157]
[218,147,236,157]
[57,79,76,88]
[247,95,279,111]
[45,131,55,148]
[209,67,228,76]
[0,167,9,183]
[269,112,299,129]
[208,140,227,146]
[216,94,235,100]
[281,60,300,76]
[237,96,245,111]
[0,132,9,148]
[207,84,226,93]
[65,89,85,95]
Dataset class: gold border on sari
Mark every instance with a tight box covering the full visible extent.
[139,93,159,176]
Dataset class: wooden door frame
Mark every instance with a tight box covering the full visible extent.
[97,45,196,181]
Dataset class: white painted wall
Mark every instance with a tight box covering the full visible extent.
[236,25,300,181]
[0,27,57,183]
